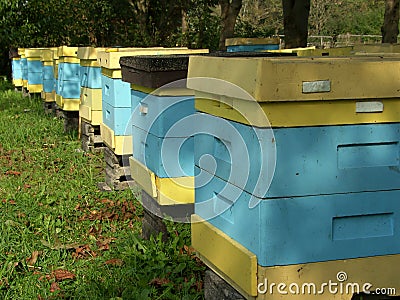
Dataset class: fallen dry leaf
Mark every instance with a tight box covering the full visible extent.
[5,170,21,176]
[8,200,16,205]
[26,250,41,266]
[52,269,76,282]
[149,278,171,286]
[104,259,124,266]
[50,282,61,293]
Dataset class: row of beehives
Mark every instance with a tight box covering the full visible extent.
[10,41,400,299]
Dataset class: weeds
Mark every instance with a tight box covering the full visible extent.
[0,83,204,299]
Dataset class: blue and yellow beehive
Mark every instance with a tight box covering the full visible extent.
[25,48,47,93]
[226,37,280,52]
[11,51,23,87]
[56,46,80,111]
[40,48,57,102]
[98,47,207,157]
[120,52,214,205]
[18,48,28,88]
[188,55,400,298]
[77,47,106,125]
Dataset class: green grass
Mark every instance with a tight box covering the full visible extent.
[0,81,205,299]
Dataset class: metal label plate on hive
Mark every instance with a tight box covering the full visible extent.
[302,80,331,93]
[356,101,384,113]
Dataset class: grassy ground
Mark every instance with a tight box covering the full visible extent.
[0,81,205,300]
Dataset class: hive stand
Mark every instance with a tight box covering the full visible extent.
[140,190,193,242]
[80,119,104,154]
[43,101,55,115]
[102,146,134,191]
[204,270,245,300]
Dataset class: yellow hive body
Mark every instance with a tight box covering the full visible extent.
[100,123,132,155]
[27,84,43,93]
[353,43,400,53]
[62,99,80,111]
[25,48,48,58]
[41,91,54,102]
[129,157,194,205]
[192,215,400,299]
[188,56,400,102]
[79,88,102,124]
[18,48,25,56]
[77,46,107,60]
[12,79,23,87]
[58,46,78,58]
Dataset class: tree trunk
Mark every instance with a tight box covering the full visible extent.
[219,0,243,50]
[382,0,400,43]
[282,0,310,48]
[181,9,189,46]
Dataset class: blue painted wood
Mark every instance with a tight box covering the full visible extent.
[102,101,132,136]
[58,63,80,82]
[194,115,400,199]
[101,75,131,108]
[80,66,102,88]
[59,80,81,99]
[11,60,22,80]
[43,66,54,80]
[43,79,54,93]
[27,72,42,85]
[133,125,194,177]
[27,60,43,73]
[227,44,279,52]
[195,170,400,266]
[21,58,28,81]
[131,89,195,138]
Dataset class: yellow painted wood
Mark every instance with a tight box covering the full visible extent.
[79,105,102,125]
[41,49,55,62]
[12,79,23,87]
[191,214,258,296]
[80,87,102,110]
[59,57,80,64]
[98,48,208,69]
[43,61,53,66]
[22,80,28,88]
[101,68,122,79]
[27,84,43,93]
[54,60,59,78]
[134,157,193,203]
[353,43,400,53]
[195,95,400,127]
[25,48,47,58]
[129,157,194,205]
[77,46,107,60]
[80,59,101,67]
[226,37,280,46]
[12,57,20,61]
[42,92,55,102]
[130,84,194,97]
[256,255,400,299]
[100,123,132,155]
[18,48,25,56]
[192,214,400,299]
[79,104,92,122]
[63,98,80,111]
[188,56,400,102]
[56,94,63,108]
[91,110,103,126]
[58,46,78,57]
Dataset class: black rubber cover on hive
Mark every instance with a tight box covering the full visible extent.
[119,51,295,89]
